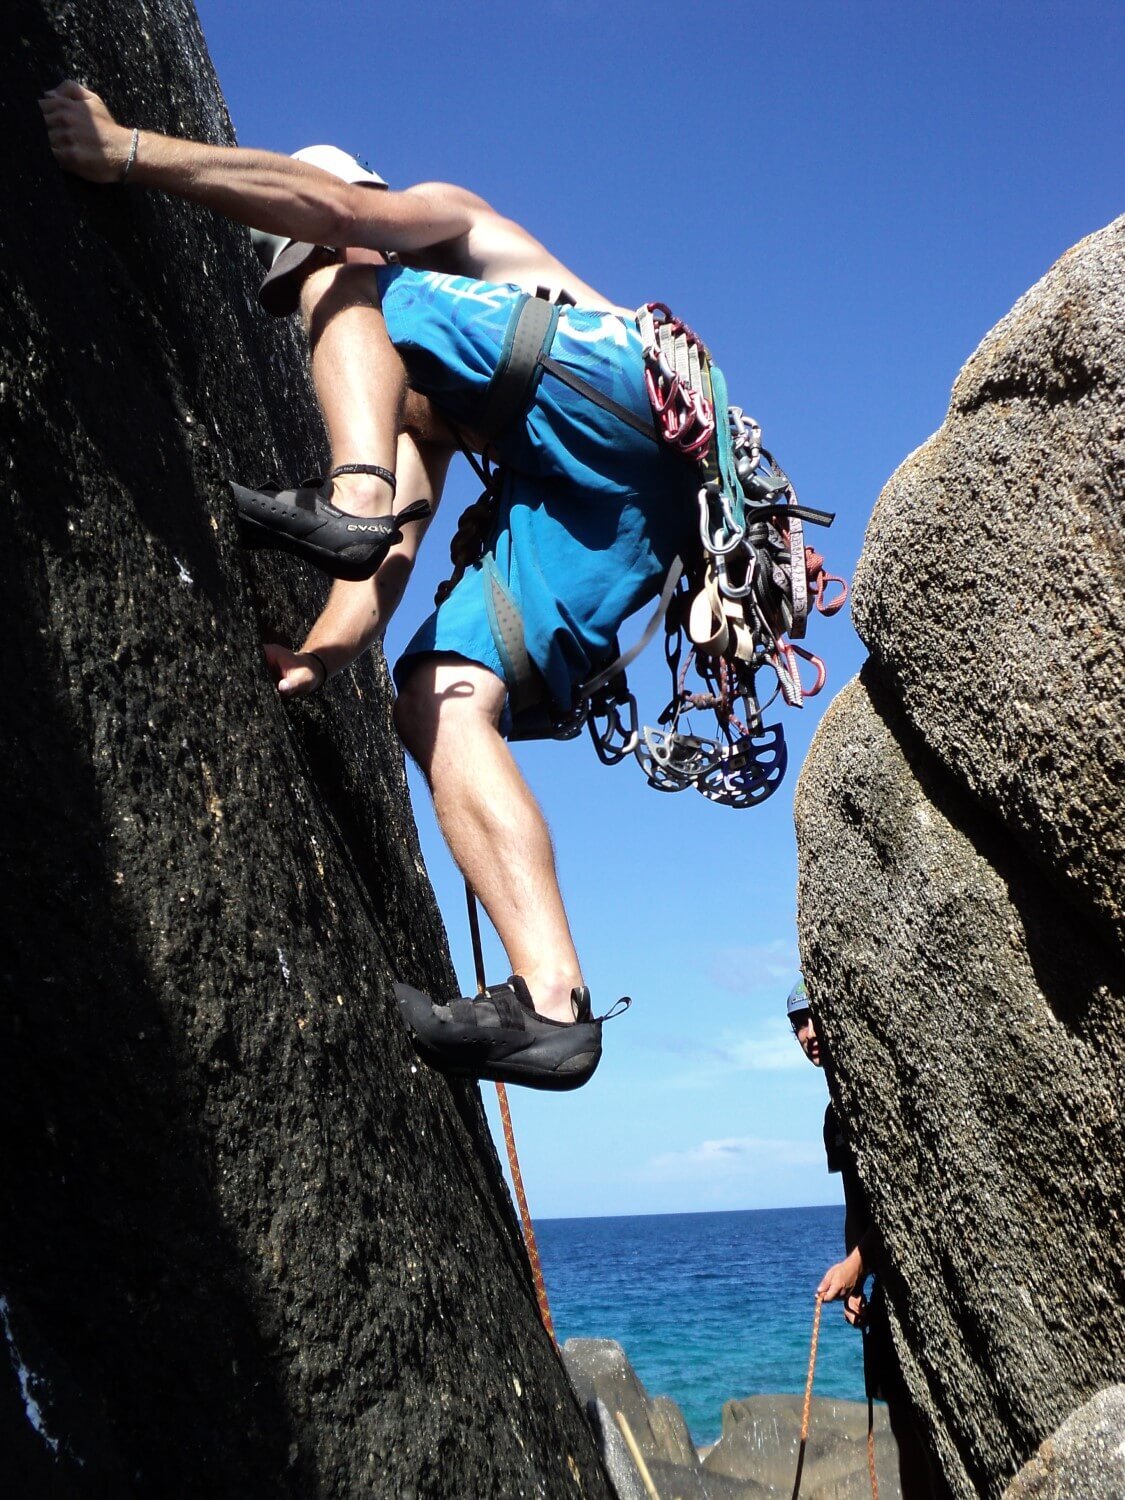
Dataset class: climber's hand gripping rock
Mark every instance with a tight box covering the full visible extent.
[263,643,327,699]
[39,82,133,183]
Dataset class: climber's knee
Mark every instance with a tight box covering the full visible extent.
[300,258,385,345]
[394,656,505,771]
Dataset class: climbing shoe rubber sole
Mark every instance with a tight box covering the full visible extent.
[232,480,402,581]
[394,981,603,1093]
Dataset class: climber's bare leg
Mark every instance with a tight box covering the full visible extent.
[298,247,404,519]
[278,429,452,694]
[394,659,584,1023]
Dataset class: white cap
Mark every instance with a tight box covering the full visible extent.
[291,144,387,188]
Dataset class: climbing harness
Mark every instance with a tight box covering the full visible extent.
[792,1294,878,1500]
[465,883,557,1347]
[437,295,848,808]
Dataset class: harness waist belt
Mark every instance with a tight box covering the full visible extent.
[477,294,660,449]
[476,294,561,447]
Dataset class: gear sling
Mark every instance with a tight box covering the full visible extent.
[440,292,848,809]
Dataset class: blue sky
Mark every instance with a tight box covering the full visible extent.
[196,0,1123,1218]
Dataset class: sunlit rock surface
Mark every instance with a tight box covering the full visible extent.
[703,1393,900,1498]
[563,1340,901,1499]
[851,218,1125,945]
[0,1,610,1494]
[796,221,1125,1499]
[1001,1385,1125,1500]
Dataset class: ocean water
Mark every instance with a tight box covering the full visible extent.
[535,1205,865,1446]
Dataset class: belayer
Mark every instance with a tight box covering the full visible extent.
[787,980,938,1498]
[40,82,843,1092]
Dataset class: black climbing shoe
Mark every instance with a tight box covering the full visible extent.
[394,977,629,1093]
[232,465,430,581]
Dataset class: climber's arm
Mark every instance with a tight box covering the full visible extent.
[268,435,451,698]
[39,82,485,253]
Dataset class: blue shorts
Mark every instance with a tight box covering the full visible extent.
[377,266,695,727]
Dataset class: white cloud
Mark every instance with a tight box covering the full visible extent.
[723,1028,808,1072]
[705,939,800,996]
[644,1134,823,1184]
[656,1019,810,1088]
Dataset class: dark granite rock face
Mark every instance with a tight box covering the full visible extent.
[1,2,609,1495]
[795,222,1125,1499]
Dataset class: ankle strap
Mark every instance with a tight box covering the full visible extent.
[329,463,396,493]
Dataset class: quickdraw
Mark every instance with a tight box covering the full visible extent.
[568,303,847,808]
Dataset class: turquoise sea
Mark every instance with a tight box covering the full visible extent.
[536,1205,864,1446]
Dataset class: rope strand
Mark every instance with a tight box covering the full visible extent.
[790,1293,823,1499]
[799,1294,822,1444]
[792,1293,877,1500]
[464,883,556,1347]
[495,1080,556,1346]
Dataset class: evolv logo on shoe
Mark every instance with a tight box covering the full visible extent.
[345,522,391,533]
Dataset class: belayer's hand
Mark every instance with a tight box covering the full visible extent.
[817,1246,865,1305]
[38,81,133,183]
[264,642,327,698]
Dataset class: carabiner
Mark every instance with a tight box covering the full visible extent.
[768,642,803,707]
[644,364,674,416]
[679,409,715,462]
[728,407,762,466]
[662,399,694,445]
[587,685,639,764]
[770,641,826,706]
[786,642,827,698]
[698,484,744,557]
[715,542,757,601]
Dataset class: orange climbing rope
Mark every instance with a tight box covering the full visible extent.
[792,1293,878,1500]
[495,1079,557,1346]
[791,1293,822,1500]
[465,883,557,1347]
[800,1294,822,1443]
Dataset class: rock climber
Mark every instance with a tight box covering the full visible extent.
[40,81,699,1091]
